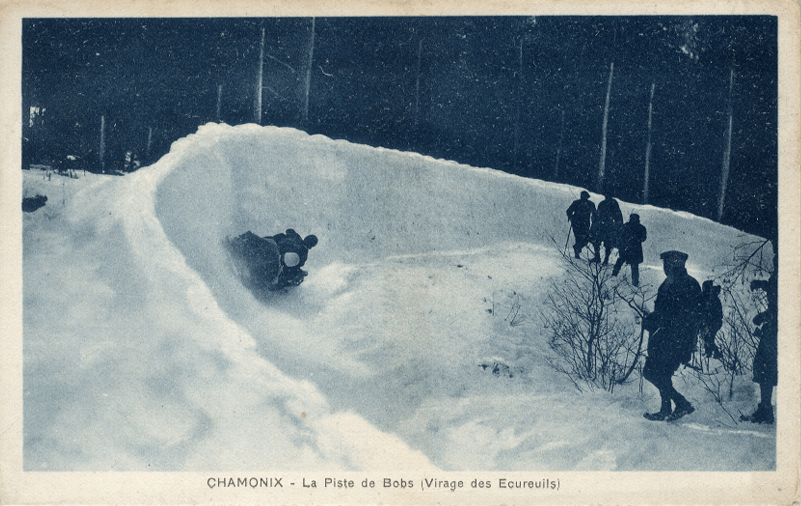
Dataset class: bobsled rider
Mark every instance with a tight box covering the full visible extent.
[267,229,318,288]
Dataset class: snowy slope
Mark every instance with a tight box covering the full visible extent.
[23,123,774,471]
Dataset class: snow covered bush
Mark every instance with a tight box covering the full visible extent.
[541,248,647,393]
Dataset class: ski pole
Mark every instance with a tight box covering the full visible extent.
[563,223,573,256]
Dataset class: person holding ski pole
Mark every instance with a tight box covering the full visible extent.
[565,190,595,260]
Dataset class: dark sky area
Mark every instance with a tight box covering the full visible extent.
[22,16,777,240]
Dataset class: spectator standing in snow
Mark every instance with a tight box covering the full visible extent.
[565,191,596,259]
[590,194,623,265]
[741,264,778,424]
[641,250,702,422]
[698,280,723,359]
[267,228,318,287]
[612,213,647,287]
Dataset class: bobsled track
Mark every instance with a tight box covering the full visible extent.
[23,123,775,471]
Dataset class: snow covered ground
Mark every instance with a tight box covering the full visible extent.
[22,123,775,472]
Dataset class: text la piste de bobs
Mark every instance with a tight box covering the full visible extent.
[206,477,560,491]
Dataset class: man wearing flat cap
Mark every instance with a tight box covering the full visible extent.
[641,250,702,421]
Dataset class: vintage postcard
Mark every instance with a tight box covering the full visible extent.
[1,0,799,504]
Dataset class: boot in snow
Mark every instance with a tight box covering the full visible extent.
[643,410,672,421]
[644,398,672,421]
[666,403,695,422]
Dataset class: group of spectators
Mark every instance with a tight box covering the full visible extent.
[565,191,777,425]
[566,191,646,286]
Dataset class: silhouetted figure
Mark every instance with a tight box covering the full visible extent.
[642,250,702,422]
[565,191,596,259]
[590,195,623,264]
[612,213,647,286]
[267,229,319,288]
[741,262,777,425]
[698,280,723,359]
[226,229,318,292]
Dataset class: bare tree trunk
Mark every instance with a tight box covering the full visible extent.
[255,27,265,125]
[554,108,565,179]
[216,84,223,123]
[718,68,735,222]
[643,81,655,204]
[512,38,523,170]
[99,115,106,173]
[303,17,316,126]
[146,126,152,161]
[414,37,423,125]
[598,61,614,194]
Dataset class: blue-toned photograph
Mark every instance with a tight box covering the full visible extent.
[22,16,777,472]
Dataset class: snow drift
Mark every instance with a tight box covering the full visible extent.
[23,123,774,471]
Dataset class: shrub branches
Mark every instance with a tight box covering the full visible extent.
[541,245,649,393]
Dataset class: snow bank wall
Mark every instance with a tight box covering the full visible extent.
[22,123,772,473]
[155,123,767,275]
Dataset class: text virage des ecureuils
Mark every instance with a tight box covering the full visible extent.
[206,476,560,492]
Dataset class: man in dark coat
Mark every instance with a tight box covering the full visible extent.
[641,250,702,421]
[590,194,624,265]
[741,263,777,424]
[612,213,647,286]
[699,280,723,359]
[565,191,596,259]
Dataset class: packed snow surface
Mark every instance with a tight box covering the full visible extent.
[23,123,774,471]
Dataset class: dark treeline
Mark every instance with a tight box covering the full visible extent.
[22,16,777,240]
